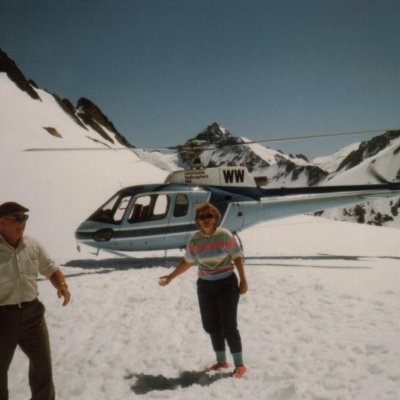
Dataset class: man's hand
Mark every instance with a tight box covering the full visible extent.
[50,271,71,306]
[57,284,71,306]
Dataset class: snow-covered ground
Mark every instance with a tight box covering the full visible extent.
[7,216,400,400]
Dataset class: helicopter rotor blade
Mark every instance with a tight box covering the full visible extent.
[176,128,399,151]
[145,127,400,152]
[24,127,399,153]
[238,128,393,144]
[24,147,135,152]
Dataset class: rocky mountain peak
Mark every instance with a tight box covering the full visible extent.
[77,98,118,135]
[0,48,40,100]
[177,122,328,186]
[190,122,243,146]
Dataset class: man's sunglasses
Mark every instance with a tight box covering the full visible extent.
[5,214,29,222]
[197,213,214,221]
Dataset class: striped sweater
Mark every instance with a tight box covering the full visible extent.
[184,228,242,280]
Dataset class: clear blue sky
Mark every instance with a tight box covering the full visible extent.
[1,0,400,158]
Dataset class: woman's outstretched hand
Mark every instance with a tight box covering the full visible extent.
[158,260,193,287]
[159,275,171,286]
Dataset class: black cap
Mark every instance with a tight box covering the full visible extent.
[0,202,29,218]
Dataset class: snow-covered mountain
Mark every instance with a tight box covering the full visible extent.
[0,48,168,260]
[178,122,400,188]
[177,122,329,187]
[0,48,133,149]
[176,122,400,227]
[316,130,400,227]
[1,47,400,234]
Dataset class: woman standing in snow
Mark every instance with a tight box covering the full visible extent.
[159,202,248,378]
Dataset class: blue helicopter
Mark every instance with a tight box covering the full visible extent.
[75,165,400,252]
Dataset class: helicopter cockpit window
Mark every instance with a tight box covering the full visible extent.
[128,194,169,223]
[114,197,130,223]
[89,194,131,225]
[173,194,189,217]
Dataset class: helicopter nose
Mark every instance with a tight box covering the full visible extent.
[92,228,114,241]
[75,220,114,243]
[75,227,114,242]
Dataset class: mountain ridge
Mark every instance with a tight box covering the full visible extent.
[1,47,400,229]
[0,48,133,148]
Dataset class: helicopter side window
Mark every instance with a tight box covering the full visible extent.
[153,194,169,218]
[129,204,143,222]
[129,196,151,222]
[128,194,169,223]
[173,194,189,217]
[89,194,131,225]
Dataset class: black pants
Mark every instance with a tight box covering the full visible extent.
[197,273,242,354]
[0,299,55,400]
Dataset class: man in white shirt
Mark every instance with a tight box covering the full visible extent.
[0,201,71,400]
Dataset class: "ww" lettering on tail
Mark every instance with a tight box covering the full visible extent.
[222,169,245,184]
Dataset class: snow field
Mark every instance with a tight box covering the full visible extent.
[8,247,400,399]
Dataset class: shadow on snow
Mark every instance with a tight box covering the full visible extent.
[56,256,180,279]
[63,256,181,269]
[59,254,400,277]
[125,371,231,394]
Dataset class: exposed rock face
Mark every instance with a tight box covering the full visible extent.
[191,122,241,145]
[282,160,329,186]
[0,48,40,100]
[178,122,264,169]
[338,130,400,171]
[52,94,87,130]
[43,127,62,138]
[77,98,132,146]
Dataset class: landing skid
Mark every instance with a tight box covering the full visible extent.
[84,247,177,268]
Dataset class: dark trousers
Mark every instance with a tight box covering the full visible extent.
[197,273,242,354]
[0,299,55,400]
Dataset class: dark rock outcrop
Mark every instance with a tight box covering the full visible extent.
[52,94,87,130]
[77,98,132,146]
[0,48,40,100]
[338,130,400,171]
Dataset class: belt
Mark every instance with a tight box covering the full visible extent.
[0,298,38,310]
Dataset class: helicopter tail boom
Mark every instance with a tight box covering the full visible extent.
[222,183,400,231]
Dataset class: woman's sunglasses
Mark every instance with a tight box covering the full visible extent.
[197,213,214,221]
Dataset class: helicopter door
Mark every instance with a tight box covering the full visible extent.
[165,191,209,250]
[222,202,245,232]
